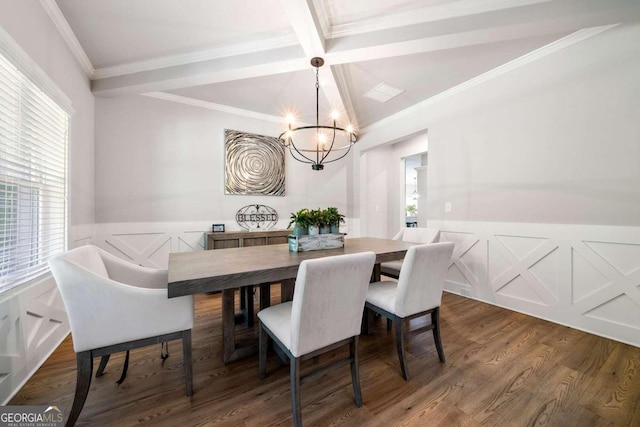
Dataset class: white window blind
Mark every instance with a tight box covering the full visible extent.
[0,50,68,293]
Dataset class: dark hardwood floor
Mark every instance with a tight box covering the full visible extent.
[10,287,640,426]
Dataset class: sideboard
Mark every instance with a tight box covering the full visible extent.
[205,229,291,250]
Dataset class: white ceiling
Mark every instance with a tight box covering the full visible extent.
[50,0,640,131]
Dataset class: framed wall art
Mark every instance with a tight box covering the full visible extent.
[224,129,285,196]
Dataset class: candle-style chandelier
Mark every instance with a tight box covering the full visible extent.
[278,57,357,170]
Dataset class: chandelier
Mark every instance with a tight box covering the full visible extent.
[278,57,357,170]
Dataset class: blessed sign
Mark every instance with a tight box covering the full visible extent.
[236,205,278,230]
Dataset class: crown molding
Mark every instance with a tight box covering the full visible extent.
[39,0,94,77]
[327,0,552,39]
[93,33,299,80]
[310,0,333,40]
[0,24,74,113]
[143,92,285,124]
[362,24,617,134]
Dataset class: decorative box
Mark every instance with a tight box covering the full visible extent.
[288,233,345,252]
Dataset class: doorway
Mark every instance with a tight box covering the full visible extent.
[403,152,427,227]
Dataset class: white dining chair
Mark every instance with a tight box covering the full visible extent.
[366,242,454,380]
[380,227,440,279]
[49,245,194,427]
[257,251,376,427]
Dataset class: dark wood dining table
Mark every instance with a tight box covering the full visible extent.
[168,237,414,362]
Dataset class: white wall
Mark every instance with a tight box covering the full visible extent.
[357,132,429,238]
[426,25,640,225]
[358,146,393,238]
[358,23,640,227]
[0,2,95,404]
[354,24,640,347]
[95,95,349,227]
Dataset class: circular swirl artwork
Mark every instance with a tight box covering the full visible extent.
[225,129,285,196]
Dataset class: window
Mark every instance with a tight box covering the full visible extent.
[0,50,68,293]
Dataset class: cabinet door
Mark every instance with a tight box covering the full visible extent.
[267,236,288,245]
[213,239,240,249]
[243,237,267,247]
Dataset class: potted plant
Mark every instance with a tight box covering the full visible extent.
[307,208,321,235]
[319,209,332,234]
[288,208,310,236]
[326,207,345,233]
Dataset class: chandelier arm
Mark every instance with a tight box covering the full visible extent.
[288,141,315,164]
[319,126,338,164]
[321,144,353,164]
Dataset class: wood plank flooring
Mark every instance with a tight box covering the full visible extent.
[10,288,640,426]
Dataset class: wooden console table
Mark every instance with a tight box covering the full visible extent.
[205,229,290,250]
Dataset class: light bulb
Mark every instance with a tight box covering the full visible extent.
[285,113,295,124]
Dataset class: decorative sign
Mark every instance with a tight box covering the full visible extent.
[225,129,285,196]
[236,204,279,230]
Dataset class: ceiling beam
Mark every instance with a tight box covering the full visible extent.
[91,46,307,97]
[89,0,640,98]
[278,0,352,125]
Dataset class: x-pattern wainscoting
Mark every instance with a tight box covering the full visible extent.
[433,221,640,347]
[94,222,211,269]
[0,275,69,402]
[3,220,639,405]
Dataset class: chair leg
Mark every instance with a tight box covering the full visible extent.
[431,308,445,363]
[349,337,363,407]
[258,323,268,379]
[394,318,409,381]
[95,354,110,377]
[290,357,302,427]
[182,330,193,396]
[66,351,93,427]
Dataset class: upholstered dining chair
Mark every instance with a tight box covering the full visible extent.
[258,251,376,427]
[380,227,440,279]
[49,245,194,427]
[366,242,454,380]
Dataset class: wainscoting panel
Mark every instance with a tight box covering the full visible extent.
[95,222,211,268]
[0,224,93,404]
[0,275,69,405]
[430,220,640,347]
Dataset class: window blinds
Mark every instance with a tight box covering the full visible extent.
[0,51,68,293]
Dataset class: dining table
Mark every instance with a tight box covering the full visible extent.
[167,237,415,363]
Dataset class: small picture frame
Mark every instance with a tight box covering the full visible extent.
[212,224,225,233]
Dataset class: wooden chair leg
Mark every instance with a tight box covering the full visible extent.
[431,308,445,363]
[394,318,409,381]
[290,356,302,427]
[182,330,193,396]
[66,351,93,427]
[258,323,268,379]
[349,337,363,407]
[95,354,110,377]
